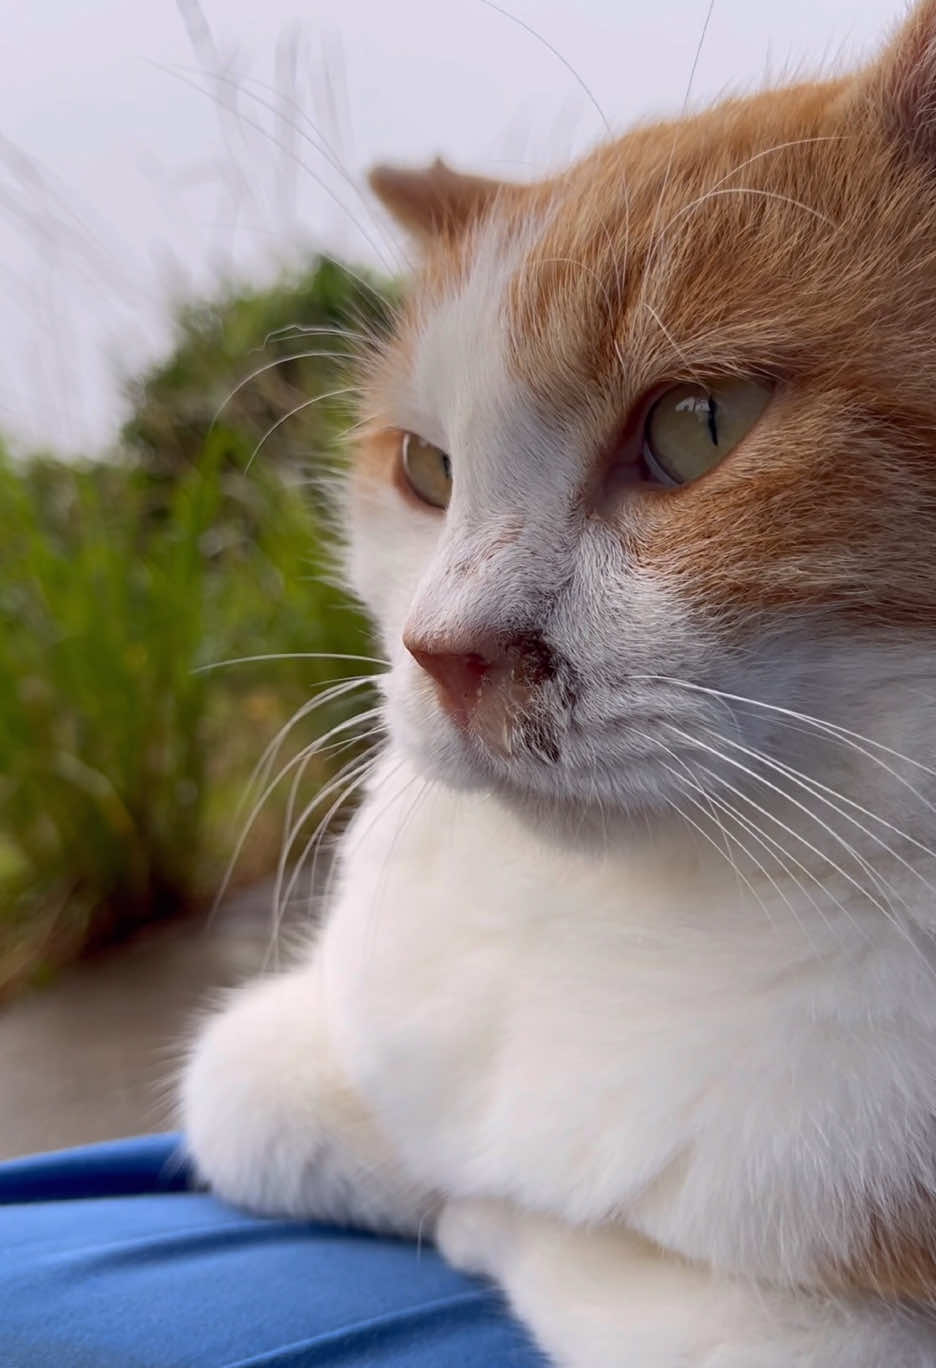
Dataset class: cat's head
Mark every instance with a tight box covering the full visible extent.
[345,2,936,829]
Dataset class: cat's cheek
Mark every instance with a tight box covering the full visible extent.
[345,481,444,647]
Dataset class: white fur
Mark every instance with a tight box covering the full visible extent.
[182,213,936,1364]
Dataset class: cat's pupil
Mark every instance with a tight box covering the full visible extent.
[706,396,719,447]
[442,454,452,480]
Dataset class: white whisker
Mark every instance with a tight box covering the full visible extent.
[210,706,382,921]
[702,136,845,195]
[269,748,381,965]
[637,675,936,812]
[636,0,716,321]
[175,63,409,273]
[666,724,898,926]
[659,763,778,926]
[700,726,936,904]
[245,386,360,471]
[477,0,611,136]
[238,676,381,823]
[210,349,357,429]
[259,323,372,350]
[194,652,389,674]
[363,776,434,958]
[660,185,835,238]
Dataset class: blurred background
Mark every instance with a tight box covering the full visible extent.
[0,0,902,1158]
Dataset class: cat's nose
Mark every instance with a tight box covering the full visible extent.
[405,642,493,726]
[404,631,559,730]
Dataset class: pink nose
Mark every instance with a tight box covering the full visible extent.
[406,644,492,725]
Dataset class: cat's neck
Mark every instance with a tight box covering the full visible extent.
[341,746,936,961]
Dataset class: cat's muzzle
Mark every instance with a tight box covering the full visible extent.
[405,630,572,764]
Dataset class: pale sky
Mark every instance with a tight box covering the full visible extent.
[0,0,904,452]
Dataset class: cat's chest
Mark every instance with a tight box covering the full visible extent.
[319,762,824,1221]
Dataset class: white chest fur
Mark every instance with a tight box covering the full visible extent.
[320,753,936,1286]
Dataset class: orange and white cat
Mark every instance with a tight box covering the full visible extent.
[183,4,936,1363]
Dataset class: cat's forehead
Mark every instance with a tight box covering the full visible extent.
[505,81,855,398]
[401,75,893,432]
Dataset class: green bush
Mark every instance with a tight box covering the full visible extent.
[0,258,388,995]
[124,256,396,476]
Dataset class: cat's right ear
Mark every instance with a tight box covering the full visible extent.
[368,158,504,242]
[865,0,936,160]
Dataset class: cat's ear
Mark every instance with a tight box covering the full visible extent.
[866,0,936,158]
[368,158,503,241]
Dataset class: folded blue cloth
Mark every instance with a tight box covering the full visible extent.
[0,1134,540,1367]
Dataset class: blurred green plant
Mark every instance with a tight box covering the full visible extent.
[0,257,387,996]
[124,255,396,475]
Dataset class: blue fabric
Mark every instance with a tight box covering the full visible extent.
[0,1134,541,1368]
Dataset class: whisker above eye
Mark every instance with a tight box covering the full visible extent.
[659,185,837,238]
[701,135,847,196]
[633,0,715,327]
[210,349,359,430]
[245,386,361,471]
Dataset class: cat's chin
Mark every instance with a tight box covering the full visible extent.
[393,725,684,848]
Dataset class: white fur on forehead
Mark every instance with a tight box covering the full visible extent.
[398,220,536,453]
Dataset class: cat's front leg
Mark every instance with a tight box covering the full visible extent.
[180,965,438,1236]
[437,1198,934,1368]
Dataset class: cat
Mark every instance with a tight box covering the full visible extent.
[181,3,936,1363]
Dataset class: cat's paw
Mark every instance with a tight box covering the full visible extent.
[436,1197,519,1279]
[182,972,344,1216]
[180,970,436,1235]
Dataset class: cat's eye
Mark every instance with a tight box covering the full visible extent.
[400,432,452,509]
[642,378,772,486]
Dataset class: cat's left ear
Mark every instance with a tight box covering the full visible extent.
[865,0,936,158]
[368,158,504,241]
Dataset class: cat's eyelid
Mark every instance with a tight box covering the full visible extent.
[386,406,447,456]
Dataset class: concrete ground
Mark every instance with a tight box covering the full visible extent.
[0,883,296,1161]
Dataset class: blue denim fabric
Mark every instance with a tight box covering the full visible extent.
[0,1134,541,1368]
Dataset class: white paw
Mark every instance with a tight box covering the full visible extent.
[435,1197,518,1279]
[181,976,339,1217]
[180,971,436,1235]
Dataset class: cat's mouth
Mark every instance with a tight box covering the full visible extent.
[395,649,714,818]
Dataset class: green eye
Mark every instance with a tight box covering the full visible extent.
[643,378,772,486]
[401,432,452,509]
